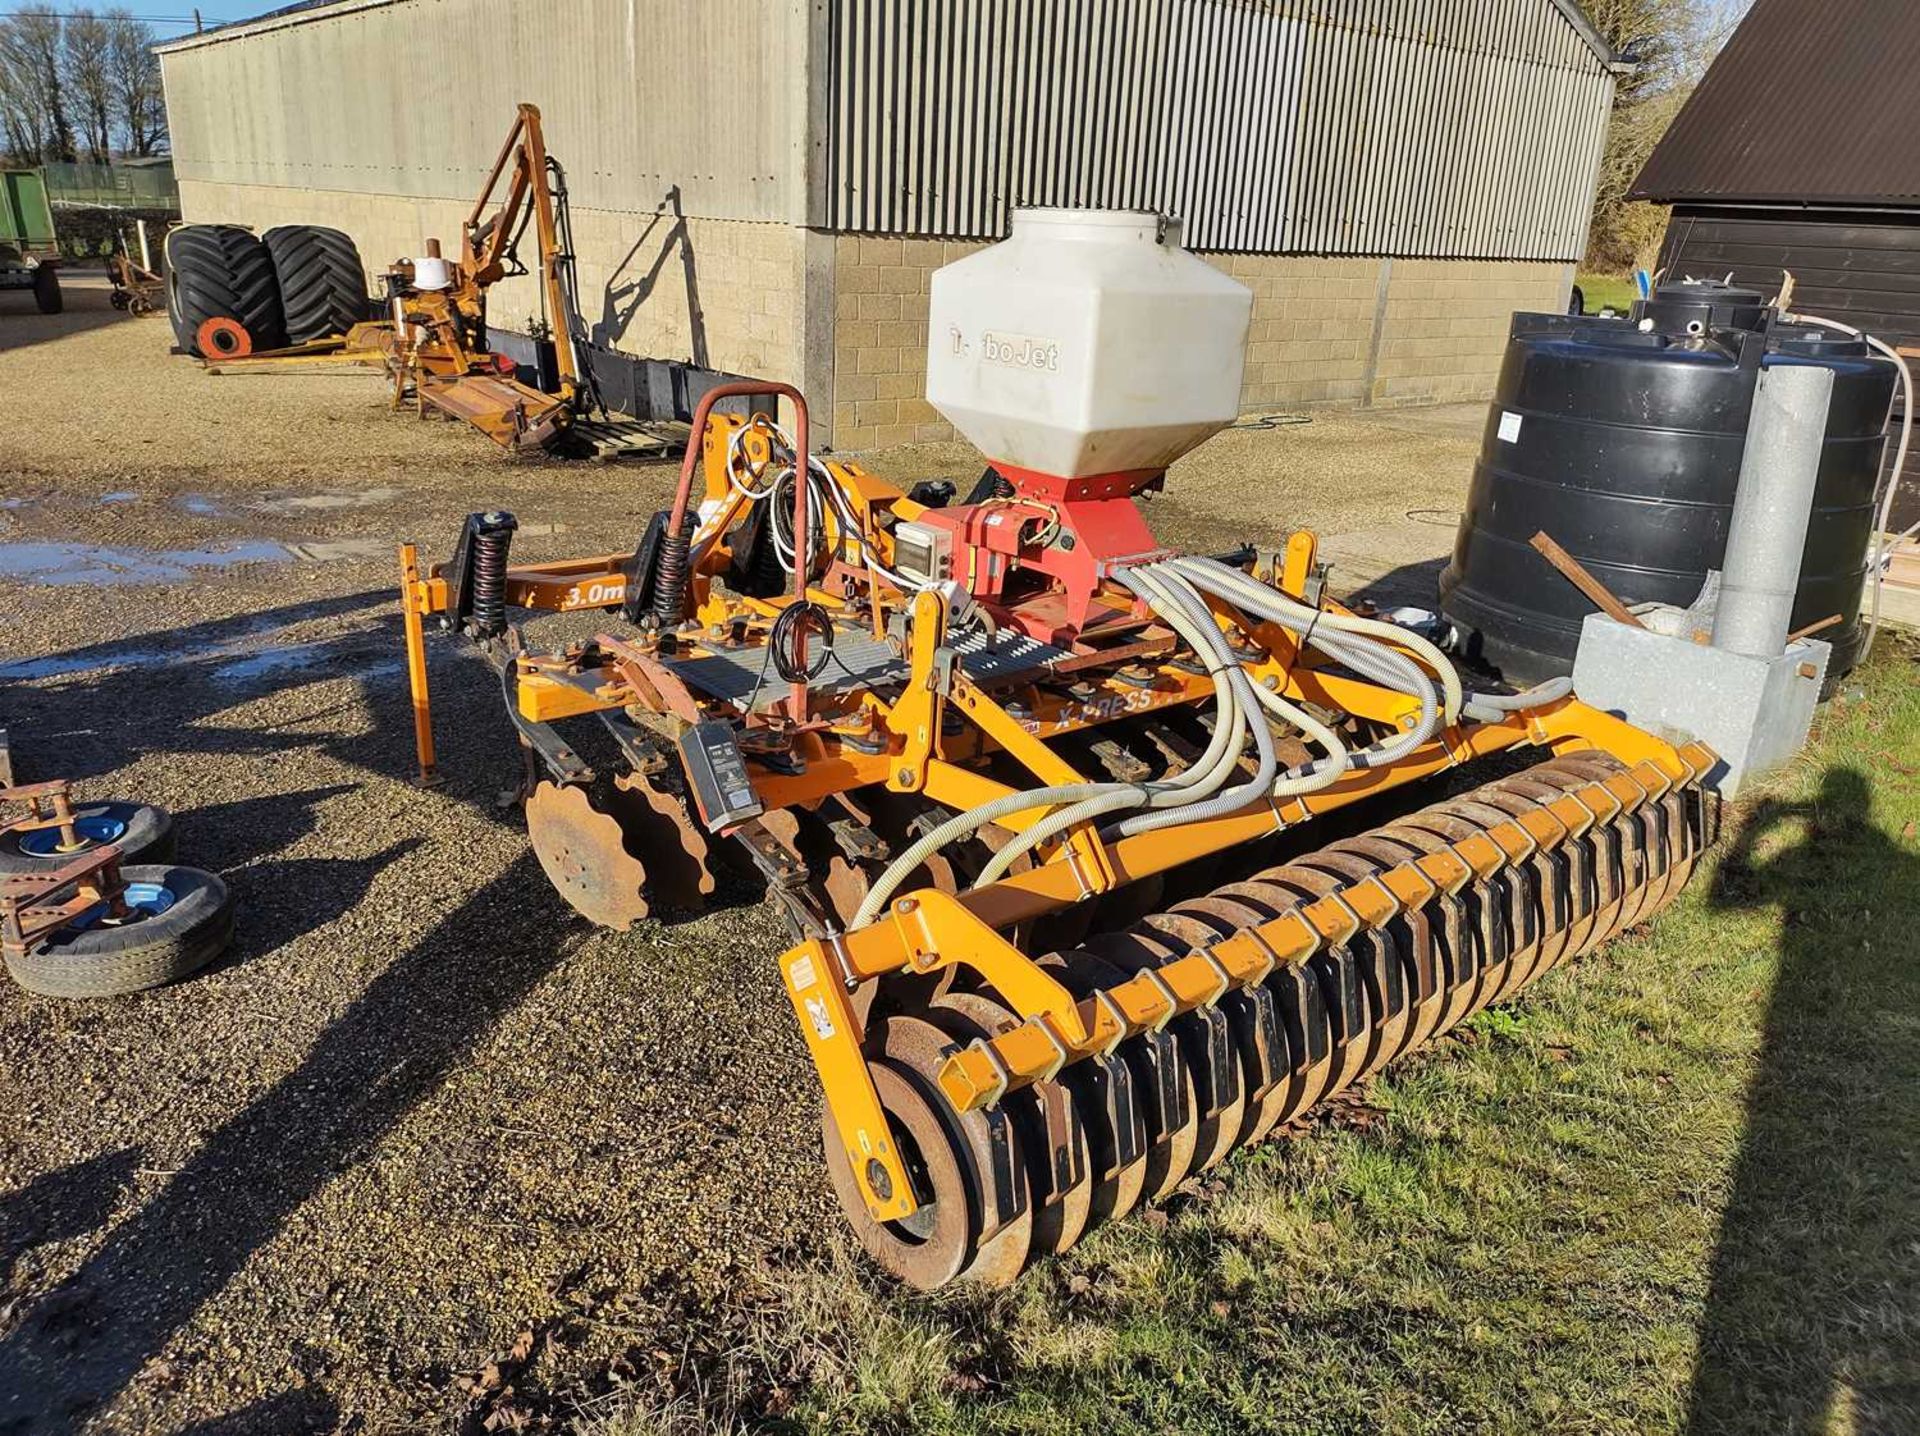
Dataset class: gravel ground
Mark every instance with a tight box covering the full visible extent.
[0,275,1481,1434]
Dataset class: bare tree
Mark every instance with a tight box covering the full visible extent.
[1584,0,1755,271]
[105,8,164,156]
[64,7,113,164]
[7,10,76,163]
[0,18,48,164]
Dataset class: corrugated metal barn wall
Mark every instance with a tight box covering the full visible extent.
[162,0,809,223]
[823,0,1614,257]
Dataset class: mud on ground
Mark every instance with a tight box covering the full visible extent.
[0,277,1481,1433]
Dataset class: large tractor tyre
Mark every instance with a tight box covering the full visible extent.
[0,800,175,874]
[262,224,368,343]
[164,224,286,356]
[31,264,61,315]
[4,865,234,999]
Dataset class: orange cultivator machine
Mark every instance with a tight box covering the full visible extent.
[397,213,1721,1288]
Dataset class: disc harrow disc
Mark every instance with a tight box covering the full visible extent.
[525,781,655,930]
[822,1057,977,1291]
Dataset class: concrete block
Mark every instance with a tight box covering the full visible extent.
[1572,613,1830,797]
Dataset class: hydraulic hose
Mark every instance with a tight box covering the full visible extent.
[1108,565,1278,838]
[1172,557,1443,770]
[855,567,1251,921]
[967,565,1256,888]
[1461,676,1575,724]
[1174,555,1464,722]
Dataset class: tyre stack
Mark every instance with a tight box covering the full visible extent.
[165,222,368,357]
[0,800,236,999]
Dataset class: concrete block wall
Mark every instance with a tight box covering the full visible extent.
[1370,259,1569,407]
[177,180,808,390]
[828,234,985,449]
[825,239,1572,451]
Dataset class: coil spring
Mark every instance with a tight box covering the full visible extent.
[470,512,515,636]
[652,518,693,630]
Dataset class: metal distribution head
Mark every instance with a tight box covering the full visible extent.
[925,208,1254,484]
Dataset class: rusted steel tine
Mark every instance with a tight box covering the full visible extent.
[937,768,1673,1113]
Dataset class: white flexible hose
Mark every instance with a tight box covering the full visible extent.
[1107,565,1279,838]
[853,565,1251,922]
[1461,676,1575,724]
[967,565,1257,887]
[1781,311,1914,660]
[1173,556,1464,722]
[1172,557,1443,770]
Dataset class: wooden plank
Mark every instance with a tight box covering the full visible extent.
[1530,531,1645,629]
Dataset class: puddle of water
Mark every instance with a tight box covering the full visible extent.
[0,540,290,586]
[0,647,172,680]
[178,494,226,517]
[210,644,402,685]
[100,491,139,504]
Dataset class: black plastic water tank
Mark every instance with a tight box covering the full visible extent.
[1439,282,1896,685]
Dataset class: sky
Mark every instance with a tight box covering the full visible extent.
[13,1,280,37]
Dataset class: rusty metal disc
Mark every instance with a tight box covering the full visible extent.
[608,772,714,912]
[821,1056,977,1291]
[525,781,654,931]
[932,990,1094,1265]
[195,316,254,358]
[879,1012,1034,1288]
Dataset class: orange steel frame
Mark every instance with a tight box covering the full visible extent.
[396,421,1714,1228]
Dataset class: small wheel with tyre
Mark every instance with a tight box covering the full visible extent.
[31,263,61,315]
[0,800,174,873]
[4,865,234,999]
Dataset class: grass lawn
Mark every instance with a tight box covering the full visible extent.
[1575,271,1641,315]
[593,635,1920,1436]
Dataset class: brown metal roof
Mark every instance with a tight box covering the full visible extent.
[1631,0,1920,208]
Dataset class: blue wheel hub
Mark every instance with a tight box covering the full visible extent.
[71,880,176,931]
[18,812,128,858]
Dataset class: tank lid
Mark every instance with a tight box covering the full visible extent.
[1633,279,1770,335]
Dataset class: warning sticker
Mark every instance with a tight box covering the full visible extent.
[804,995,837,1041]
[789,955,818,991]
[1497,411,1523,444]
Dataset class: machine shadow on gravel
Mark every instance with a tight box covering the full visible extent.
[0,1148,140,1281]
[1686,767,1920,1432]
[0,297,125,354]
[0,855,581,1434]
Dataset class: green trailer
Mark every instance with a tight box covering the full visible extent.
[0,169,61,314]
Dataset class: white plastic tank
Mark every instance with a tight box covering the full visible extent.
[412,255,452,291]
[926,209,1253,479]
